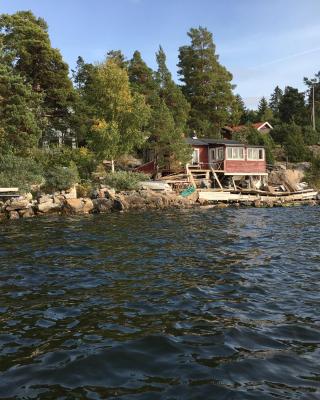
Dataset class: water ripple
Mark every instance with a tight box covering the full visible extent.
[0,208,319,399]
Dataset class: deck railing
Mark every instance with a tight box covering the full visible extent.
[189,161,225,171]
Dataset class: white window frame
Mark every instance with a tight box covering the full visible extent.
[210,147,224,162]
[191,148,200,164]
[247,147,265,161]
[226,146,245,160]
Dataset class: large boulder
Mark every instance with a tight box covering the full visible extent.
[113,195,128,211]
[82,198,94,214]
[93,198,113,213]
[37,201,61,214]
[53,195,65,205]
[63,198,84,214]
[19,208,35,218]
[38,194,53,204]
[64,186,77,199]
[63,198,94,214]
[123,192,147,209]
[6,198,30,211]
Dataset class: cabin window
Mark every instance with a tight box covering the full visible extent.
[192,148,200,164]
[226,147,244,160]
[247,147,264,161]
[211,147,224,161]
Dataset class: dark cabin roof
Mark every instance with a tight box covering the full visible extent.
[185,137,243,146]
[185,137,265,148]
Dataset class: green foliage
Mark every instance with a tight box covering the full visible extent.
[302,126,320,145]
[103,171,149,191]
[156,46,190,132]
[257,97,273,121]
[271,123,311,162]
[30,146,96,180]
[280,124,310,162]
[229,94,247,126]
[269,86,283,120]
[0,11,75,136]
[128,51,158,102]
[106,50,127,69]
[0,55,43,153]
[278,86,308,125]
[305,156,320,189]
[148,98,192,168]
[284,133,310,163]
[44,162,79,191]
[178,26,234,137]
[76,180,94,197]
[83,59,150,162]
[0,153,44,192]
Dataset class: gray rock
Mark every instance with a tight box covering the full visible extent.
[93,198,113,213]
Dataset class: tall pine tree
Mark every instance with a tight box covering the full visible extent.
[269,86,283,120]
[0,11,75,139]
[278,86,308,125]
[0,47,43,153]
[257,97,273,121]
[178,26,234,137]
[156,46,190,131]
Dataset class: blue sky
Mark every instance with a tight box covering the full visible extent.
[1,0,320,108]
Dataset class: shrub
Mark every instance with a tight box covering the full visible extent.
[77,180,94,197]
[44,162,79,191]
[29,146,97,180]
[305,156,320,189]
[103,171,149,191]
[0,153,44,192]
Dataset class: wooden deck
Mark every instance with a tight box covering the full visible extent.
[198,189,318,203]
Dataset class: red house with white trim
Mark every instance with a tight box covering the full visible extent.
[186,137,267,177]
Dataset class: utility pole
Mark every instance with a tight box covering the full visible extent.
[312,84,316,131]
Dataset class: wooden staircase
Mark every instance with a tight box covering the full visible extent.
[186,165,211,188]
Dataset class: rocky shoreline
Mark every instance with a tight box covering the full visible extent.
[0,187,199,221]
[0,185,319,222]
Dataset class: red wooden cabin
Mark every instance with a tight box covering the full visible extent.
[186,138,267,177]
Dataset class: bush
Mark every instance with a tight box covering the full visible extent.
[103,171,149,191]
[44,162,79,191]
[77,180,94,197]
[305,156,320,189]
[0,154,44,192]
[302,126,320,145]
[29,146,97,180]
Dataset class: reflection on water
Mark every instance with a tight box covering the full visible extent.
[0,207,319,399]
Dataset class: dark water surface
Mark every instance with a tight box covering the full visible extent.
[0,207,319,399]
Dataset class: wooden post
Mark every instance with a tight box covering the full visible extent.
[111,159,115,173]
[210,167,223,190]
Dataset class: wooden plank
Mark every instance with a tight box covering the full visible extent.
[198,190,318,202]
[210,167,223,190]
[0,188,19,192]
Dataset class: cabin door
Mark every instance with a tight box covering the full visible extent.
[208,148,215,164]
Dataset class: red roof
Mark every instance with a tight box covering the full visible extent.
[228,122,273,132]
